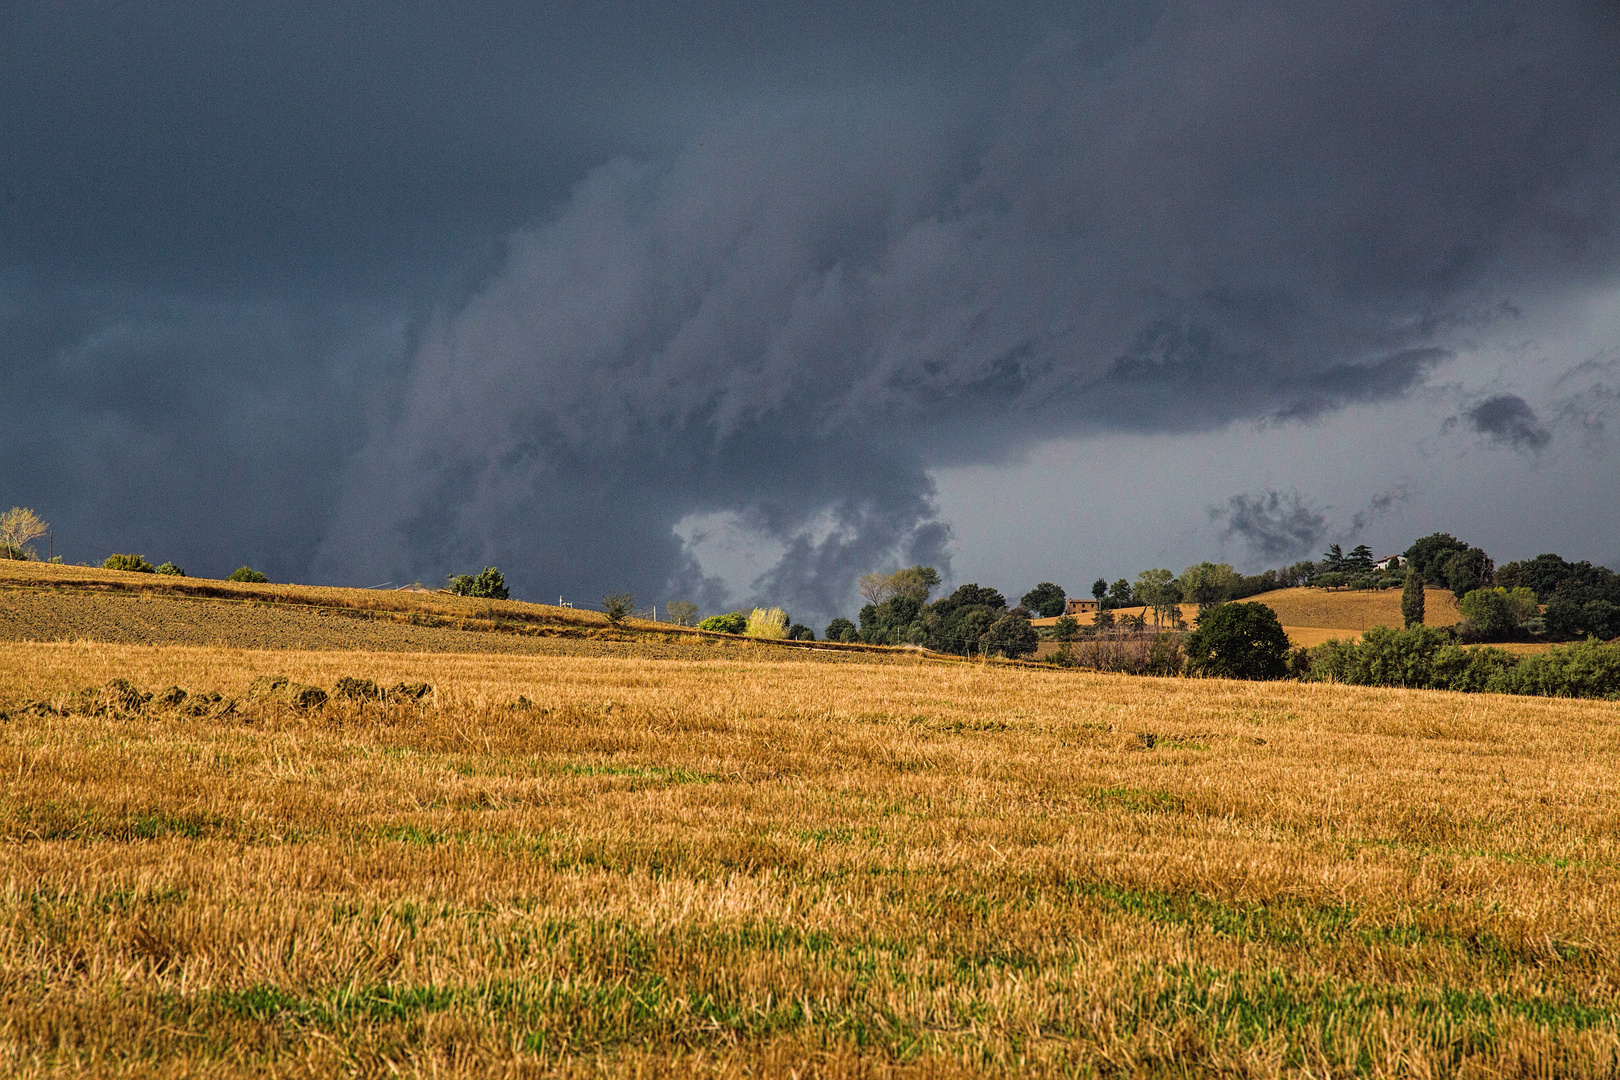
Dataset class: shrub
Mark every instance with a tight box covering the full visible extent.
[787,623,815,641]
[1045,631,1183,675]
[449,567,509,600]
[1051,615,1080,640]
[154,562,185,576]
[1307,625,1451,688]
[1457,586,1538,641]
[1184,602,1289,679]
[825,617,857,643]
[744,607,788,639]
[699,612,747,635]
[601,592,635,625]
[228,566,269,583]
[980,614,1038,659]
[104,554,155,573]
[1301,628,1620,699]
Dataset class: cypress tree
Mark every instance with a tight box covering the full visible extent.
[1401,569,1426,628]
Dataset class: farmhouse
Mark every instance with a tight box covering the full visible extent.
[1065,597,1100,614]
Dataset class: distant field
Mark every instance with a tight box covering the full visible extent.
[1036,588,1466,648]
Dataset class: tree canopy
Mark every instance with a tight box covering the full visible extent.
[1184,602,1290,680]
[1020,582,1067,618]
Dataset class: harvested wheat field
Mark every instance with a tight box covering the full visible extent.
[3,619,1620,1079]
[1047,589,1466,648]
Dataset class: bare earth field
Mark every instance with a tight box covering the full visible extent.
[3,578,1620,1078]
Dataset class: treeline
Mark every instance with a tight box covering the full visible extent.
[846,567,1040,658]
[1299,627,1620,699]
[1398,533,1620,643]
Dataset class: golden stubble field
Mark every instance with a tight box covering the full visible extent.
[3,638,1620,1078]
[1048,589,1470,651]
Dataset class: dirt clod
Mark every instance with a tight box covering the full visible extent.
[389,682,433,701]
[153,685,188,708]
[333,676,381,701]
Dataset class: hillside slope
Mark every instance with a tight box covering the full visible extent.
[1035,586,1463,649]
[0,560,909,663]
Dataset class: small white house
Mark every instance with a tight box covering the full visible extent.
[1373,555,1401,571]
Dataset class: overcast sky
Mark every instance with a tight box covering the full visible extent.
[3,2,1617,622]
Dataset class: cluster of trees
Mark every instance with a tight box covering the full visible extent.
[1395,535,1619,642]
[448,567,508,599]
[1087,560,1319,613]
[849,567,1038,657]
[1402,534,1493,598]
[1496,553,1620,641]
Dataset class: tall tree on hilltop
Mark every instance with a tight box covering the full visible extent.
[1401,569,1425,628]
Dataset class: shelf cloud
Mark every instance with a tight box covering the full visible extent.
[3,2,1618,617]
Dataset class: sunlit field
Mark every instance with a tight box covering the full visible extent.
[3,635,1619,1078]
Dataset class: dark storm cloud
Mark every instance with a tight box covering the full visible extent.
[1552,355,1619,454]
[1211,491,1329,564]
[4,2,1619,618]
[1211,484,1408,567]
[1464,395,1553,453]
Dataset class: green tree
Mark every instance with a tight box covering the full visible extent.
[1135,568,1179,628]
[1457,586,1538,641]
[1107,578,1133,609]
[1346,544,1375,571]
[228,566,268,583]
[1179,562,1241,615]
[104,553,155,573]
[154,562,185,576]
[1321,544,1346,572]
[980,614,1038,659]
[1401,570,1425,628]
[601,592,635,625]
[1020,582,1067,618]
[664,600,698,626]
[889,565,942,605]
[1091,578,1108,603]
[1184,602,1290,680]
[1402,533,1471,582]
[449,567,509,600]
[824,617,858,643]
[1052,615,1080,640]
[1440,547,1494,599]
[918,584,1007,655]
